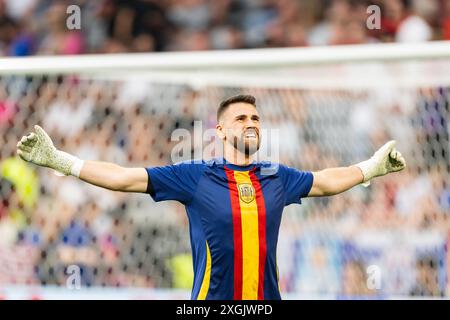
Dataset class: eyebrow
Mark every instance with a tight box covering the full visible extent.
[234,114,260,120]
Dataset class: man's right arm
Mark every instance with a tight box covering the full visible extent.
[17,125,149,193]
[79,161,148,193]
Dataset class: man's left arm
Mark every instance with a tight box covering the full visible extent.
[308,140,406,197]
[308,166,363,197]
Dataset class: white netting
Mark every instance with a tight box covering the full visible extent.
[0,44,449,299]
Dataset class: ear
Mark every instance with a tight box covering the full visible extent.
[216,123,226,140]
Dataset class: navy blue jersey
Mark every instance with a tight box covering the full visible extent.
[146,159,313,300]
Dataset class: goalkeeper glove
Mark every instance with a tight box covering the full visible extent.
[16,125,84,177]
[355,140,406,187]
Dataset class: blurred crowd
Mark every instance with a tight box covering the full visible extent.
[0,73,449,297]
[0,0,449,299]
[0,0,450,56]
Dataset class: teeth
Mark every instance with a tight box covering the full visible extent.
[244,130,257,138]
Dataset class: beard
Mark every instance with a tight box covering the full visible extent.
[232,134,260,156]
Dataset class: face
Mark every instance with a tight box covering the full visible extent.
[216,102,261,156]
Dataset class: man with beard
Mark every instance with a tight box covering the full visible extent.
[17,94,405,300]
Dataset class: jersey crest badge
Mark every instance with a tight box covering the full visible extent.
[237,183,255,203]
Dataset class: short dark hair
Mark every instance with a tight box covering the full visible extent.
[217,94,256,122]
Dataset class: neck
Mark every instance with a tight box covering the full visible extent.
[223,146,254,166]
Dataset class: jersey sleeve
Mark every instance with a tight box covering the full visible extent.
[145,161,205,204]
[278,164,314,206]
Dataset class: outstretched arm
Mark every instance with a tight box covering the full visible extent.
[17,125,148,193]
[78,161,148,192]
[308,166,363,197]
[308,140,406,197]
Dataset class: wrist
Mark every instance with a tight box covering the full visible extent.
[53,150,84,177]
[70,157,85,178]
[353,164,365,184]
[354,158,375,182]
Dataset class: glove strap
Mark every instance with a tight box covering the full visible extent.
[55,150,84,178]
[71,158,85,178]
[354,159,374,187]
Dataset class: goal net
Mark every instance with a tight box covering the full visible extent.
[0,41,449,299]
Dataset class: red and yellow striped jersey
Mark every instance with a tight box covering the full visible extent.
[146,158,313,300]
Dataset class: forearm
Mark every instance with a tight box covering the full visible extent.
[17,125,149,193]
[310,166,364,196]
[79,160,148,193]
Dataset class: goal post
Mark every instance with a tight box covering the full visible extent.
[0,41,449,299]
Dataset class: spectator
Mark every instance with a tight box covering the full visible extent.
[37,2,85,55]
[395,0,436,42]
[0,0,448,55]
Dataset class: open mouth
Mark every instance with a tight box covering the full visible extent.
[244,129,258,139]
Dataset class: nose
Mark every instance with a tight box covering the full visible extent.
[244,118,256,127]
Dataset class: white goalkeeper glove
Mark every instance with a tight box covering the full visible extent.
[16,125,84,177]
[355,140,406,187]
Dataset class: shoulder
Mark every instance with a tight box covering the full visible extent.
[171,158,214,176]
[255,161,285,176]
[257,162,311,180]
[173,158,213,168]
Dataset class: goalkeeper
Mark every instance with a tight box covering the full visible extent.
[16,94,405,300]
